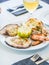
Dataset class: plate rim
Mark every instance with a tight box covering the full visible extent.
[0,34,49,51]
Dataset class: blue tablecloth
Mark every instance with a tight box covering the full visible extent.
[0,0,49,4]
[12,55,49,65]
[42,0,49,4]
[0,0,9,3]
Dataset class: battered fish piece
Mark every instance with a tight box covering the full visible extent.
[26,18,43,28]
[26,18,48,35]
[5,36,31,48]
[0,24,19,36]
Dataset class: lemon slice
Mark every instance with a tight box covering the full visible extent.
[18,26,32,38]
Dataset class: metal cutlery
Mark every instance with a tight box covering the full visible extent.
[36,57,49,65]
[31,54,49,65]
[31,54,40,62]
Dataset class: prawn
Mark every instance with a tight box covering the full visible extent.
[31,34,49,41]
[32,41,42,46]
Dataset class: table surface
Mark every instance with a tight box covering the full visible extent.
[0,0,49,65]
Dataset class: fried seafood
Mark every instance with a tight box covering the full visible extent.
[26,18,48,36]
[5,36,31,48]
[26,18,43,28]
[0,24,19,36]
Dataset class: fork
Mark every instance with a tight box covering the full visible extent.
[35,57,49,65]
[31,54,40,62]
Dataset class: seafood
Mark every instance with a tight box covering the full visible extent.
[0,18,49,48]
[5,36,31,48]
[0,24,19,36]
[31,34,49,41]
[26,18,43,28]
[32,41,42,46]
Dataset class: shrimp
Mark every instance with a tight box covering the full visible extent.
[32,41,42,46]
[31,34,49,41]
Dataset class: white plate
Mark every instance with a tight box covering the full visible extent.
[0,34,49,51]
[0,21,49,51]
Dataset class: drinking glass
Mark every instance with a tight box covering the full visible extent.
[23,0,39,17]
